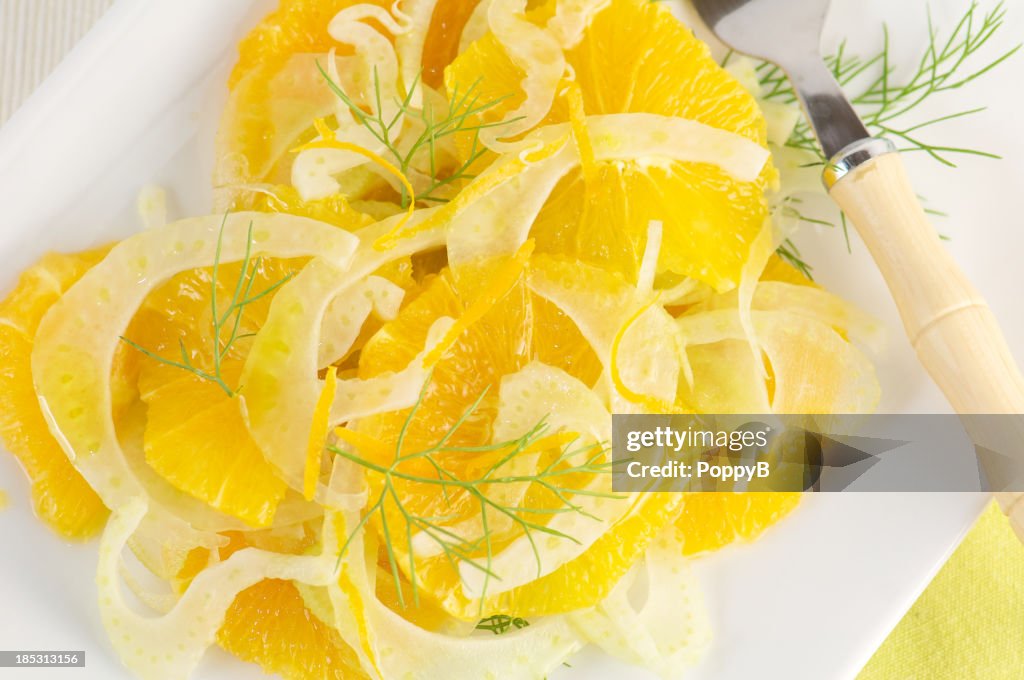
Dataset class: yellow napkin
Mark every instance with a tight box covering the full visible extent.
[858,501,1024,679]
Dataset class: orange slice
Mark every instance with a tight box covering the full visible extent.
[353,254,687,618]
[0,250,112,538]
[446,0,772,289]
[219,0,484,203]
[127,258,302,527]
[674,492,800,556]
[217,578,368,680]
[357,258,600,454]
[138,361,287,527]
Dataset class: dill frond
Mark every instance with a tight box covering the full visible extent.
[755,1,1019,275]
[330,378,623,610]
[775,238,813,280]
[763,1,1018,164]
[119,215,295,397]
[316,62,523,208]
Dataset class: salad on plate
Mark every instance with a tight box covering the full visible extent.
[0,0,1015,678]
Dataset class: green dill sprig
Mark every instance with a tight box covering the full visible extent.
[330,378,622,610]
[476,614,530,634]
[119,216,295,398]
[758,1,1018,166]
[774,238,813,280]
[316,62,523,208]
[757,1,1019,276]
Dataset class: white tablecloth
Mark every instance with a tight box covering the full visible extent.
[1,0,113,124]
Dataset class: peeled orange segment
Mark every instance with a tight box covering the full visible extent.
[356,261,530,449]
[435,113,767,273]
[558,0,766,138]
[674,491,800,556]
[0,249,110,538]
[217,579,368,680]
[452,0,766,144]
[446,0,772,288]
[97,498,343,680]
[528,148,769,291]
[528,136,769,287]
[569,529,711,675]
[531,294,603,387]
[229,0,374,88]
[139,361,287,527]
[31,213,357,521]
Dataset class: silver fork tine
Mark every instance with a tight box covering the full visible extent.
[691,0,867,157]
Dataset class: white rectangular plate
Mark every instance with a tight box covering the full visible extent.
[1,0,1020,678]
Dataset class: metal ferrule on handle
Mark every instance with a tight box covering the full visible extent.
[823,137,898,188]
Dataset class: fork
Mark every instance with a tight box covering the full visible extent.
[691,0,1024,538]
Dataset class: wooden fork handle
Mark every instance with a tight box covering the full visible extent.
[827,141,1024,541]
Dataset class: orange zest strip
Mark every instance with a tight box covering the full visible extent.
[423,239,536,368]
[564,81,597,184]
[372,135,570,251]
[303,367,338,500]
[292,118,416,233]
[609,297,685,414]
